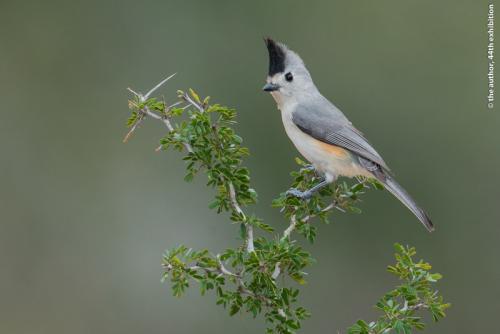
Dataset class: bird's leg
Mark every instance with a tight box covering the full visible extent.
[286,178,330,200]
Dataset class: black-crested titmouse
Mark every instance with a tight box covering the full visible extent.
[262,38,433,232]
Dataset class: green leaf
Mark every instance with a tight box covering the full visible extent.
[427,273,443,282]
[290,273,306,285]
[229,303,240,316]
[189,88,201,104]
[126,111,138,127]
[208,200,220,209]
[239,223,247,239]
[184,173,194,182]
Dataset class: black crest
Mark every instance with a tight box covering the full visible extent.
[264,37,286,76]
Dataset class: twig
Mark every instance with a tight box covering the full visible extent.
[167,260,278,309]
[180,92,205,113]
[127,80,194,154]
[229,182,254,253]
[122,113,145,143]
[282,215,298,240]
[184,258,275,307]
[407,302,429,311]
[245,225,255,253]
[209,121,254,254]
[217,255,238,277]
[271,262,281,280]
[281,200,340,240]
[141,105,193,154]
[302,202,336,223]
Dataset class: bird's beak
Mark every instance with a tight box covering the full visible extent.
[262,82,280,92]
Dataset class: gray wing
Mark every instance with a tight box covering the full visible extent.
[291,99,390,171]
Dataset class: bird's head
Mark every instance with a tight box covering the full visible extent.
[263,38,315,103]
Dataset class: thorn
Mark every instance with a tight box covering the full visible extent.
[144,73,177,99]
[334,206,346,213]
[122,131,133,143]
[168,101,183,109]
[127,87,142,97]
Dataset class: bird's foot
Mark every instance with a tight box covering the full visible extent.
[285,188,313,200]
[300,164,316,173]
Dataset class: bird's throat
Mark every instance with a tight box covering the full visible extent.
[270,91,283,110]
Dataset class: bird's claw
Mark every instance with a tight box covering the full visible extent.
[285,188,313,199]
[300,164,316,173]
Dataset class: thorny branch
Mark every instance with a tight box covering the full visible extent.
[126,87,193,153]
[124,76,449,334]
[281,200,340,241]
[126,75,254,253]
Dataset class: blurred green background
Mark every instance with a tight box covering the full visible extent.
[1,0,498,333]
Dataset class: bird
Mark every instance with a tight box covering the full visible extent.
[262,38,434,232]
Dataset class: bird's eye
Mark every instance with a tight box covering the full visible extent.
[285,72,293,82]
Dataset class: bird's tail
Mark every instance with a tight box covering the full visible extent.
[377,174,434,232]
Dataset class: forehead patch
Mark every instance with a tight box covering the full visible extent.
[264,38,286,76]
